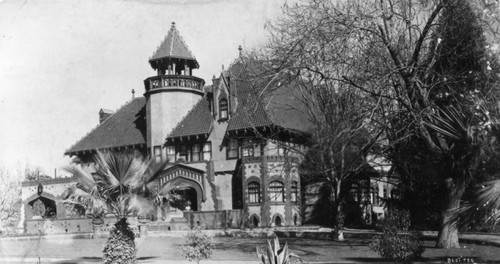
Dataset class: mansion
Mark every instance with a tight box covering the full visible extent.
[19,23,395,234]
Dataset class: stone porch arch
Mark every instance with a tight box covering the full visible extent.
[158,164,206,211]
[24,192,63,220]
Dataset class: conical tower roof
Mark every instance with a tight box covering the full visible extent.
[149,22,199,68]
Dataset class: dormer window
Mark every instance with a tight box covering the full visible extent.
[219,99,228,120]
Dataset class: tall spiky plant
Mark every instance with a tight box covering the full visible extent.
[256,237,301,264]
[61,150,177,264]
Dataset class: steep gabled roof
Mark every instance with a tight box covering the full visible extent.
[225,58,312,134]
[65,97,147,155]
[167,97,213,139]
[150,22,198,65]
[227,102,273,131]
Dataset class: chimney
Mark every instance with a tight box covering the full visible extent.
[99,108,114,124]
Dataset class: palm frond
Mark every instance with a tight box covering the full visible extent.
[423,106,465,140]
[64,166,98,193]
[451,178,500,228]
[63,150,181,219]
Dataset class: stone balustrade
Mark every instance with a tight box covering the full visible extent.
[144,74,204,92]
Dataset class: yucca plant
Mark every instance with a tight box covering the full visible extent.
[451,178,500,230]
[256,237,301,264]
[61,150,178,264]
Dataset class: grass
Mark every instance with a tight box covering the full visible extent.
[0,236,499,263]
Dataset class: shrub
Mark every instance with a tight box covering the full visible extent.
[256,237,302,264]
[103,218,137,264]
[182,226,215,263]
[370,208,424,264]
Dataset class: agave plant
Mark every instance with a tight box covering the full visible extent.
[256,237,301,264]
[61,150,178,264]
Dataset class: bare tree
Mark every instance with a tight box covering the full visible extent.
[264,0,500,248]
[0,167,22,235]
[230,38,380,239]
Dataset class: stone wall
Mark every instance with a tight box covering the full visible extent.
[25,218,93,235]
[184,210,242,229]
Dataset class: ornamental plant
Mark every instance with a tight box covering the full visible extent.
[103,218,136,264]
[370,208,424,264]
[62,150,178,264]
[256,237,301,264]
[182,226,215,264]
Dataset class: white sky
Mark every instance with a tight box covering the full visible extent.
[0,0,288,176]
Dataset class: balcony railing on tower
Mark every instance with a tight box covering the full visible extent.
[144,75,205,93]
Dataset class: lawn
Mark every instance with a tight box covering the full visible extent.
[1,236,499,263]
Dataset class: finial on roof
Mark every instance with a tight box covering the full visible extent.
[238,45,243,57]
[172,22,176,27]
[132,89,135,99]
[222,64,224,70]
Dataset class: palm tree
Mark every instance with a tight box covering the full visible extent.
[61,150,177,264]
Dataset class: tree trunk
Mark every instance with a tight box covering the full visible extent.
[435,178,464,248]
[332,197,344,241]
[436,216,460,248]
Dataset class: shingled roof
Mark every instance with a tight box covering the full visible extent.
[150,22,198,65]
[167,97,213,139]
[65,97,147,155]
[226,59,312,134]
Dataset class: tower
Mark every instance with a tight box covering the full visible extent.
[144,22,205,155]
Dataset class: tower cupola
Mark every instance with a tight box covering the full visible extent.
[144,22,205,93]
[149,22,199,76]
[144,22,206,153]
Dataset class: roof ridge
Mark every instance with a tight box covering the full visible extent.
[172,25,197,61]
[169,27,175,57]
[166,97,208,139]
[65,97,144,154]
[150,23,197,61]
[151,29,169,59]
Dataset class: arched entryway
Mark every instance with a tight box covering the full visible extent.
[162,176,204,212]
[171,187,198,211]
[158,164,206,213]
[27,196,57,219]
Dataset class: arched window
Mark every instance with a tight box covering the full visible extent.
[269,181,284,202]
[291,181,299,203]
[274,214,283,227]
[248,182,261,203]
[219,98,228,120]
[250,214,260,227]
